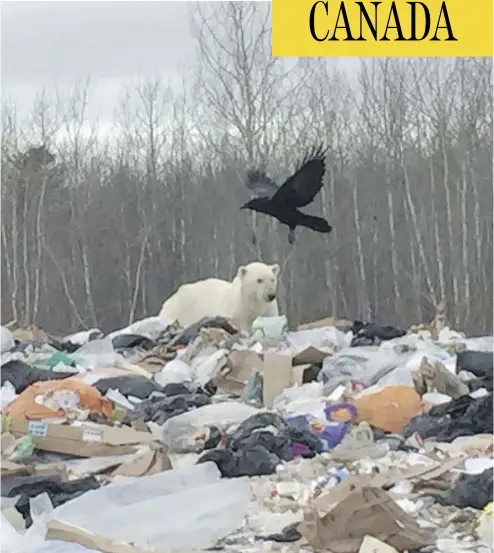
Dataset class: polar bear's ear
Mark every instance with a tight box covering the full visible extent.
[271,264,280,276]
[237,266,248,278]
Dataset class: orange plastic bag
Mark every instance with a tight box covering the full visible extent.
[5,377,113,421]
[329,386,421,433]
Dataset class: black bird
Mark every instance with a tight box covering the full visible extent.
[241,146,333,244]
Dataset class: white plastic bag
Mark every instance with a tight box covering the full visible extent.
[1,381,17,410]
[286,326,347,355]
[1,325,15,353]
[154,358,194,386]
[191,349,229,384]
[70,337,115,369]
[252,315,288,338]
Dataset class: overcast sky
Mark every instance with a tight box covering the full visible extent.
[1,1,195,125]
[1,1,360,137]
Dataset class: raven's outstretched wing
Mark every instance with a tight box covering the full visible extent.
[245,169,279,199]
[274,146,327,207]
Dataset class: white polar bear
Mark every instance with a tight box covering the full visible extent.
[159,262,280,331]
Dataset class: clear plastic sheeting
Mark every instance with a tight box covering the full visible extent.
[1,514,27,551]
[285,326,349,355]
[273,381,324,409]
[318,345,408,395]
[70,338,116,370]
[354,366,416,398]
[252,315,288,339]
[190,348,229,385]
[52,462,250,550]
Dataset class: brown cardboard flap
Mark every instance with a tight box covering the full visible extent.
[262,353,293,408]
[46,519,181,553]
[2,507,26,532]
[301,485,434,553]
[292,346,329,365]
[111,445,172,477]
[314,459,465,518]
[1,459,68,479]
[6,419,156,458]
[297,317,353,332]
[221,351,320,405]
[218,351,264,394]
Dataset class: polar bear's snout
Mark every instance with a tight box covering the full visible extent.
[267,293,276,302]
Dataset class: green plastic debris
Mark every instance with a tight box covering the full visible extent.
[111,404,128,422]
[41,351,74,368]
[14,435,35,458]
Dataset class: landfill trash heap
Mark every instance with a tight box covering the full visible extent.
[0,314,493,553]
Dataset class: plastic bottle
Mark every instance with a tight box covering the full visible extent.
[311,467,349,498]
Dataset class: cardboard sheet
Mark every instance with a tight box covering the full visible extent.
[297,316,353,332]
[1,459,69,479]
[301,484,435,553]
[46,519,177,553]
[111,444,172,477]
[221,350,318,407]
[4,418,157,457]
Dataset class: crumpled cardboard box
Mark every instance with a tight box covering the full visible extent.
[300,480,435,553]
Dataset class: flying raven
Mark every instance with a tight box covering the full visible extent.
[241,146,333,244]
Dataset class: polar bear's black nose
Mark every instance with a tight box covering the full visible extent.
[267,293,276,302]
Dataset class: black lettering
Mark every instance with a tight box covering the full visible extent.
[309,1,329,41]
[431,1,457,41]
[381,2,406,41]
[328,2,355,41]
[356,1,380,41]
[408,2,430,40]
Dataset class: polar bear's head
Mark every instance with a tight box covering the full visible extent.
[237,262,280,305]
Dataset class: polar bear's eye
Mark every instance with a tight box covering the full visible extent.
[257,278,263,284]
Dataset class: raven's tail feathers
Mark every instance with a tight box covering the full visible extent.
[301,214,333,234]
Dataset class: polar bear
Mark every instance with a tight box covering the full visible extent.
[159,262,280,332]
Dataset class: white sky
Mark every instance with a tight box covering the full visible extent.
[1,1,361,141]
[2,2,195,128]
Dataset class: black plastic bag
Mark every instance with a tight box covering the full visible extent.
[350,321,406,346]
[3,474,100,526]
[229,430,294,462]
[428,395,474,418]
[94,375,164,399]
[226,412,289,447]
[437,469,493,510]
[259,522,302,543]
[403,394,493,442]
[456,350,493,379]
[123,393,211,425]
[1,360,74,393]
[198,411,324,478]
[197,444,279,478]
[111,334,156,351]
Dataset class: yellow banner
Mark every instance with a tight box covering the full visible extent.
[272,0,493,57]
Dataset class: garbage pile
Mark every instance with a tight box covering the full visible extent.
[1,313,493,553]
